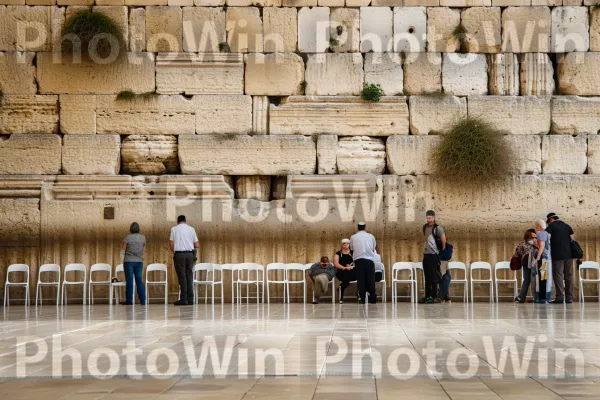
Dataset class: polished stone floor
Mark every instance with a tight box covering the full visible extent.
[1,302,600,399]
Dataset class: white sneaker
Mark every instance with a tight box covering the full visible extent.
[339,300,343,304]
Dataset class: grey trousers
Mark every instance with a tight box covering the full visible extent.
[552,259,574,301]
[174,252,194,302]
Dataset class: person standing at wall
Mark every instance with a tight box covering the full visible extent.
[120,222,146,305]
[546,212,575,304]
[350,222,377,304]
[169,215,199,306]
[420,210,446,304]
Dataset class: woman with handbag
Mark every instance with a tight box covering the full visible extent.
[515,228,537,303]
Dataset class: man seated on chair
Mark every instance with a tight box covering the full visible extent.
[308,256,334,304]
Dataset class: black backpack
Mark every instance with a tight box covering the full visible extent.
[423,223,453,261]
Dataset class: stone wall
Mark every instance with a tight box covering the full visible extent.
[1,2,600,301]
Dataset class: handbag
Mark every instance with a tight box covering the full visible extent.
[570,239,584,259]
[510,255,522,271]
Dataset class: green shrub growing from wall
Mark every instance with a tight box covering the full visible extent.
[361,83,384,102]
[62,9,124,59]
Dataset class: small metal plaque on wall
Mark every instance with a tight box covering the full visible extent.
[104,206,115,220]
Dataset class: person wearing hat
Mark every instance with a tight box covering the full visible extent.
[350,222,377,304]
[545,212,575,304]
[334,238,356,303]
[421,210,446,304]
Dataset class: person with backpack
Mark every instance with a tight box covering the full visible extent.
[420,210,446,304]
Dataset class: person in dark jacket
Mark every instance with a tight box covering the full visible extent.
[308,256,334,304]
[545,212,575,304]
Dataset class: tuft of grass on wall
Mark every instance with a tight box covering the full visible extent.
[0,89,4,107]
[453,24,468,53]
[431,117,515,187]
[116,91,158,101]
[361,83,384,102]
[62,9,124,59]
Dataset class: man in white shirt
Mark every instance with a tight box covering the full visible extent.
[170,215,199,305]
[350,222,377,304]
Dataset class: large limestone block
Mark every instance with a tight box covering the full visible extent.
[441,0,491,4]
[427,7,460,53]
[0,5,52,51]
[0,134,61,174]
[269,96,409,136]
[226,7,263,53]
[37,52,155,94]
[403,53,442,94]
[551,6,589,53]
[121,135,178,175]
[587,136,600,174]
[364,53,403,96]
[468,96,551,135]
[59,94,96,134]
[502,7,551,53]
[50,5,64,51]
[505,135,542,174]
[252,95,268,134]
[92,6,128,46]
[386,135,440,175]
[592,7,600,51]
[461,7,501,53]
[96,95,196,134]
[542,135,587,174]
[129,7,146,52]
[235,176,271,201]
[305,53,364,96]
[520,53,555,96]
[487,53,519,95]
[0,95,59,133]
[330,7,359,53]
[346,0,370,5]
[196,94,252,134]
[0,51,36,94]
[62,134,121,175]
[146,6,182,52]
[409,95,467,135]
[442,53,488,96]
[404,0,438,4]
[317,134,338,174]
[360,6,393,52]
[157,53,243,95]
[552,96,600,135]
[179,135,316,175]
[393,7,427,53]
[264,7,297,53]
[282,0,316,5]
[182,7,225,53]
[558,52,600,95]
[337,136,386,175]
[245,53,304,96]
[298,7,329,53]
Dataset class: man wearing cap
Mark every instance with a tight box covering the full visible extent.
[170,215,199,306]
[546,212,575,304]
[421,210,446,304]
[350,222,377,304]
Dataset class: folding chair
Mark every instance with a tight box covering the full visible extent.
[375,262,387,302]
[470,261,493,303]
[36,264,60,306]
[89,263,112,305]
[412,262,424,300]
[579,261,600,303]
[62,264,87,305]
[145,263,168,304]
[236,263,264,304]
[494,261,517,302]
[4,264,30,306]
[266,263,287,303]
[447,261,468,302]
[193,263,223,304]
[391,262,414,303]
[110,264,130,305]
[286,263,310,303]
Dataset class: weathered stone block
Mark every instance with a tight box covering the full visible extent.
[558,52,600,95]
[346,0,370,5]
[96,95,196,135]
[317,134,338,174]
[542,135,587,174]
[194,0,224,4]
[468,96,551,135]
[488,53,519,95]
[121,135,178,175]
[179,135,316,175]
[442,53,488,96]
[0,5,52,51]
[129,7,145,52]
[504,135,542,174]
[62,134,121,175]
[156,53,243,95]
[551,6,589,53]
[318,0,343,6]
[493,0,531,5]
[403,53,442,94]
[50,5,64,51]
[404,0,438,4]
[364,53,403,96]
[37,52,155,94]
[386,135,440,175]
[146,6,182,52]
[520,53,555,95]
[305,53,364,96]
[125,0,167,4]
[59,94,96,134]
[196,94,252,134]
[0,95,59,133]
[245,53,304,96]
[252,95,269,134]
[587,136,600,174]
[427,7,460,52]
[235,176,271,201]
[226,7,263,53]
[409,95,467,135]
[502,7,551,53]
[592,7,600,52]
[282,0,316,5]
[182,7,225,53]
[298,7,329,53]
[92,6,128,46]
[0,51,36,94]
[393,6,427,53]
[264,7,297,53]
[0,134,61,174]
[330,7,359,53]
[441,0,490,4]
[552,96,600,135]
[360,6,393,52]
[461,6,501,53]
[337,136,386,175]
[269,96,409,136]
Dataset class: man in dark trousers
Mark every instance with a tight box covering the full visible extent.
[546,212,575,304]
[350,222,377,304]
[169,215,199,305]
[421,210,446,304]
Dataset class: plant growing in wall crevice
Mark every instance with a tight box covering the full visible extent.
[0,89,4,107]
[116,90,159,101]
[453,24,468,53]
[61,9,124,59]
[361,83,384,102]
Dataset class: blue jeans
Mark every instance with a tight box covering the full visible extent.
[124,262,146,304]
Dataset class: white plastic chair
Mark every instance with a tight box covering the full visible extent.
[470,261,493,303]
[391,262,414,303]
[36,264,60,306]
[62,264,87,305]
[375,262,387,303]
[218,264,236,303]
[447,261,468,302]
[494,261,517,302]
[4,264,30,306]
[146,263,168,304]
[236,263,264,304]
[579,261,600,303]
[110,264,131,305]
[286,263,310,304]
[308,263,336,303]
[412,262,424,299]
[193,263,223,305]
[266,263,287,303]
[88,263,112,305]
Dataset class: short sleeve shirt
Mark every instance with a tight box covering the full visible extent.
[424,225,445,255]
[170,223,198,251]
[536,230,549,260]
[123,233,145,262]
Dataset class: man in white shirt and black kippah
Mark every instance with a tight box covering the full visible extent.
[170,215,199,306]
[350,222,377,304]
